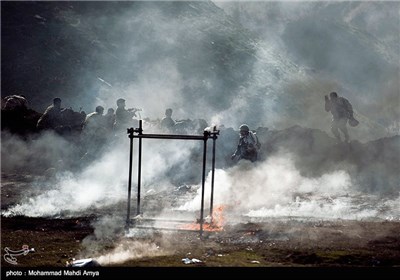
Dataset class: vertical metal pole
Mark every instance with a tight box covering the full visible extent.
[199,131,208,236]
[209,130,217,221]
[126,128,134,229]
[137,120,143,216]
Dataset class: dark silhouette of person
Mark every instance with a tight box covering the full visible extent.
[83,105,105,133]
[114,98,137,132]
[82,105,108,157]
[104,108,116,132]
[2,95,28,111]
[160,108,176,132]
[36,97,63,130]
[325,92,358,143]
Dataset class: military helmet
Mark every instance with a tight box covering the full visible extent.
[165,108,173,114]
[116,98,125,105]
[95,105,104,113]
[239,124,250,132]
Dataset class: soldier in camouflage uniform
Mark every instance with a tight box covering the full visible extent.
[231,124,260,162]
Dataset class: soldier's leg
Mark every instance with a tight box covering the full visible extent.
[331,120,341,141]
[338,118,350,142]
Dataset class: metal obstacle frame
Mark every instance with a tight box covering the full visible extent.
[125,120,220,236]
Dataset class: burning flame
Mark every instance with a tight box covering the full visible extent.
[179,205,225,232]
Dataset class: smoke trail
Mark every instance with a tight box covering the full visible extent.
[73,215,172,266]
[94,239,167,266]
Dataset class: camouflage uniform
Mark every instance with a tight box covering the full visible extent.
[232,124,259,162]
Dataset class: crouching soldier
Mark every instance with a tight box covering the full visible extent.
[231,124,260,162]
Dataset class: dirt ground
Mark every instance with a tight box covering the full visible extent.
[1,173,400,276]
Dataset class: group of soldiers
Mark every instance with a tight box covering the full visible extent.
[34,97,213,137]
[2,90,358,164]
[35,97,138,135]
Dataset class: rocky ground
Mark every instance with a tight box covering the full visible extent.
[1,173,399,272]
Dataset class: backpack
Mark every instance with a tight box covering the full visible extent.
[250,131,261,150]
[341,97,353,117]
[341,97,359,126]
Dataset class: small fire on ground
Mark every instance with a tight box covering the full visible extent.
[179,205,225,232]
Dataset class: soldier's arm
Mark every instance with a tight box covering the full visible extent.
[231,144,240,160]
[324,96,331,112]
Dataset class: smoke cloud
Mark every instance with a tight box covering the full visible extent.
[214,1,400,140]
[178,151,400,222]
[3,1,398,139]
[94,239,167,266]
[1,121,206,218]
[75,216,172,266]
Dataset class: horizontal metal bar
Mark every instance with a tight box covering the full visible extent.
[132,134,207,140]
[133,225,203,232]
[131,217,196,223]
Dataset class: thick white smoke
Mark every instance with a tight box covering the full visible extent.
[94,239,167,266]
[74,216,173,266]
[2,139,128,217]
[178,151,400,222]
[2,129,201,218]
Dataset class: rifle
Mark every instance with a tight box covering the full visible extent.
[127,108,142,112]
[127,108,142,118]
